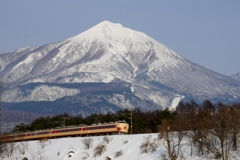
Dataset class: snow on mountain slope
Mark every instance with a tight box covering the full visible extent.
[3,85,80,102]
[0,21,240,112]
[231,72,240,81]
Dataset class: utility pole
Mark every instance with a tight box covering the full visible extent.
[118,110,133,135]
[63,117,70,127]
[130,110,132,135]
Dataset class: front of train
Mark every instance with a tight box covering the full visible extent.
[116,120,129,133]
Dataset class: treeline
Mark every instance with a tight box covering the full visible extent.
[159,100,240,160]
[12,100,240,136]
[11,108,175,134]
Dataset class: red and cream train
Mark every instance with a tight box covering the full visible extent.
[2,121,129,142]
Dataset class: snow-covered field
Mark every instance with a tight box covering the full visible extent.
[3,133,240,160]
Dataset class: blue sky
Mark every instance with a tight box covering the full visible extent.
[0,0,239,75]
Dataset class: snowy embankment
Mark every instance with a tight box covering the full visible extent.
[2,133,240,160]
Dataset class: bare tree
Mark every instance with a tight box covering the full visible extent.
[140,135,151,154]
[159,119,183,160]
[207,104,238,160]
[231,103,240,151]
[177,101,240,160]
[81,138,93,150]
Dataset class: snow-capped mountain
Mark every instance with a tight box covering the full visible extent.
[1,21,240,116]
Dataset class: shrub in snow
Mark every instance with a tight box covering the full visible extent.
[140,135,159,154]
[18,142,27,155]
[81,138,93,150]
[105,156,113,160]
[114,150,123,158]
[38,139,47,150]
[103,136,112,144]
[94,143,107,157]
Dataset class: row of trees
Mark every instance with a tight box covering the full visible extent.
[11,107,174,134]
[159,100,240,160]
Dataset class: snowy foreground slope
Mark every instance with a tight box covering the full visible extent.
[4,133,240,160]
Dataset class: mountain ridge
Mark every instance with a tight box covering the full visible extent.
[231,72,240,81]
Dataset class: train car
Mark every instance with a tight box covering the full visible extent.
[3,121,129,142]
[82,120,129,135]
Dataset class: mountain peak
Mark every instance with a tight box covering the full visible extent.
[70,20,150,43]
[96,20,123,28]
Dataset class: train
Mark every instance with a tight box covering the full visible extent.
[2,121,129,142]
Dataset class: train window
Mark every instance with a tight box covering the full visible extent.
[39,131,50,135]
